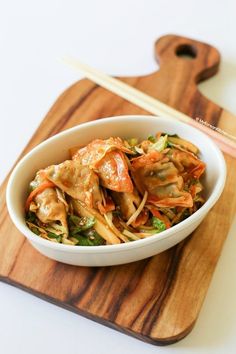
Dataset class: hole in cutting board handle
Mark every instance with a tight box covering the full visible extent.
[175,44,197,60]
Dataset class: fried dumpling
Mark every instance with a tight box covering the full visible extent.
[44,160,102,209]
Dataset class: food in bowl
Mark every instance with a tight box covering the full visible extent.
[6,116,226,266]
[25,132,205,246]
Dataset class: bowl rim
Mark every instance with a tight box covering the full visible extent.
[6,115,227,254]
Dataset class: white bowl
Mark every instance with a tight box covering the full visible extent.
[6,115,226,266]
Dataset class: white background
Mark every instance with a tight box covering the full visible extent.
[0,1,236,353]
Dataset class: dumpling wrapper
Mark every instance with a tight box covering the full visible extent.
[72,137,134,167]
[131,152,193,208]
[34,188,68,233]
[44,160,102,209]
[168,148,205,179]
[95,150,133,193]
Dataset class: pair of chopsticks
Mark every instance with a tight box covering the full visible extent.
[62,57,236,158]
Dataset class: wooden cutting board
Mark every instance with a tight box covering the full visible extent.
[0,34,236,345]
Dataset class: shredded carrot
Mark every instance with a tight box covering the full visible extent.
[132,209,149,228]
[149,207,171,229]
[189,185,196,198]
[25,181,55,211]
[97,196,115,214]
[105,196,115,210]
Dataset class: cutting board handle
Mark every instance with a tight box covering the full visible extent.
[155,34,221,84]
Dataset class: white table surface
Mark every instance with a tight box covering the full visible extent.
[0,1,236,353]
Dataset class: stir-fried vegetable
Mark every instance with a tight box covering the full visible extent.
[152,217,166,233]
[149,135,168,152]
[68,216,104,246]
[68,214,95,234]
[25,132,206,246]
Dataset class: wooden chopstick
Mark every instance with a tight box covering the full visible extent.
[62,57,236,158]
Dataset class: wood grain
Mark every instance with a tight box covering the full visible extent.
[0,34,236,345]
